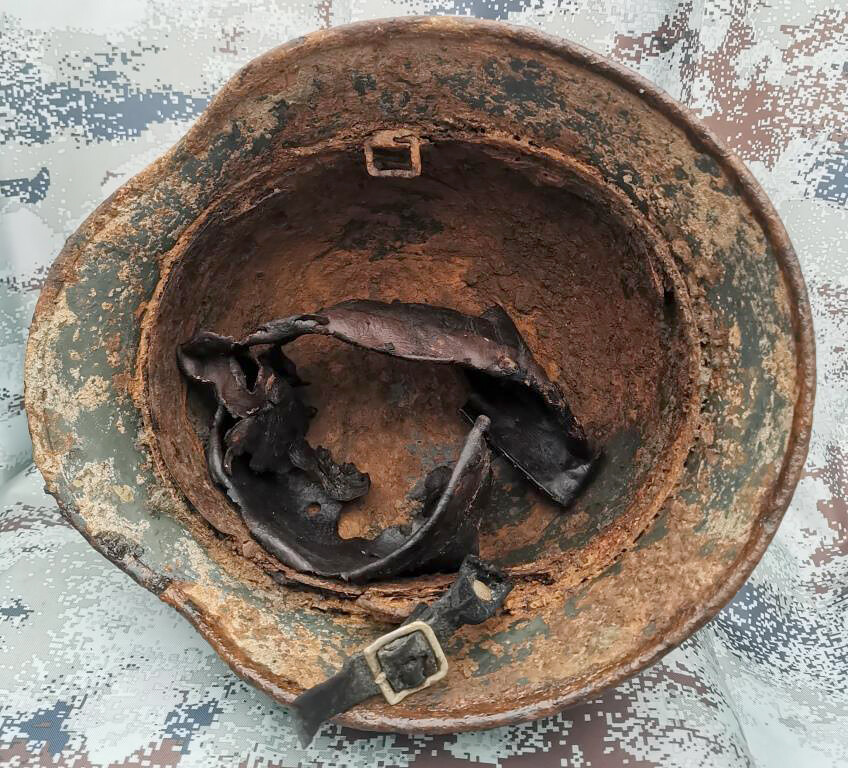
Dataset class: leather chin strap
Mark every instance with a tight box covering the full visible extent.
[291,556,513,745]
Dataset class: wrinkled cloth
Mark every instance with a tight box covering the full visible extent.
[1,2,846,766]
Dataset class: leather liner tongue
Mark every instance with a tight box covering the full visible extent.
[178,300,596,583]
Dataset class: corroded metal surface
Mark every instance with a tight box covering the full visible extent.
[24,17,814,734]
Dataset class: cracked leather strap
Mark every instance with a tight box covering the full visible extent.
[291,556,513,745]
[178,301,596,583]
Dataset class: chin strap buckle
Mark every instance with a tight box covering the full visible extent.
[362,620,449,705]
[291,557,512,745]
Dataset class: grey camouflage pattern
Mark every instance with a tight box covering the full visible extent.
[1,1,846,766]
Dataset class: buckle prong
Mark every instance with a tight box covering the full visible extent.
[362,620,449,705]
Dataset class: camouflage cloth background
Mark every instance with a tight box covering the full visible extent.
[1,1,846,766]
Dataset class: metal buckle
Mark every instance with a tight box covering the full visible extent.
[362,620,449,705]
[363,130,422,178]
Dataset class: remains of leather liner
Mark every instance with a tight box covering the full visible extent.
[178,300,595,583]
[290,555,513,745]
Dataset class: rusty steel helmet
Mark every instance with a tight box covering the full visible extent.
[25,17,813,737]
